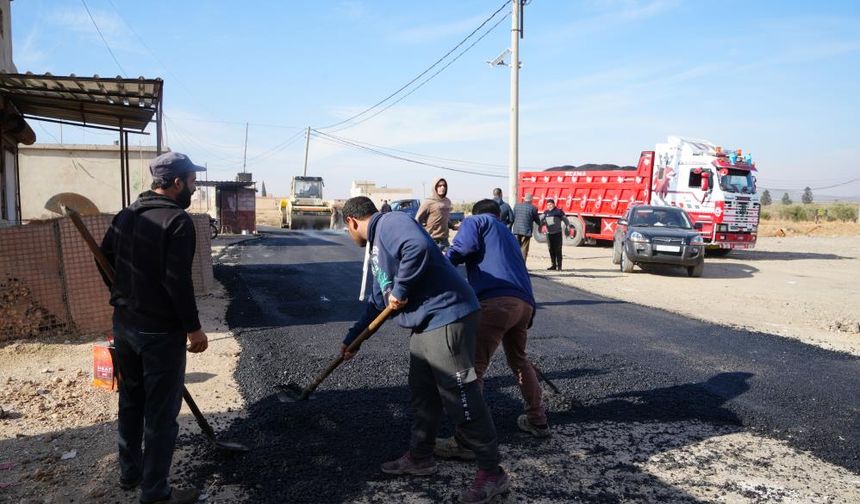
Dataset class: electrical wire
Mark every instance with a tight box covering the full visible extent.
[316,0,512,131]
[80,0,128,77]
[312,130,505,178]
[312,129,508,171]
[325,12,510,134]
[763,177,860,192]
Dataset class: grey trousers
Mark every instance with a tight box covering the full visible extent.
[408,311,501,471]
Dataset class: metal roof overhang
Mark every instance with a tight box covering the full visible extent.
[0,72,162,132]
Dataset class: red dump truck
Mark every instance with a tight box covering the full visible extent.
[518,136,761,252]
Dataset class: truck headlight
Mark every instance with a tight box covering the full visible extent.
[690,235,704,245]
[630,231,648,243]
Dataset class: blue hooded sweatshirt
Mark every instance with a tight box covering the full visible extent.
[446,214,535,308]
[343,211,479,345]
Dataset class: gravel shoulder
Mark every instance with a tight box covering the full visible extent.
[526,235,860,356]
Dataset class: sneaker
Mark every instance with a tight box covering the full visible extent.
[380,452,437,476]
[141,487,199,504]
[434,437,476,461]
[459,467,511,504]
[547,265,557,271]
[517,414,551,438]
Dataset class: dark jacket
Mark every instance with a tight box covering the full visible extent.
[380,203,392,213]
[494,197,514,227]
[541,207,571,235]
[512,202,541,236]
[100,191,201,334]
[343,211,479,344]
[447,214,535,308]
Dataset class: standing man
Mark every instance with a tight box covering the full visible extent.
[100,152,208,504]
[416,177,457,251]
[541,199,571,271]
[492,188,514,228]
[380,199,392,213]
[340,196,510,504]
[445,199,549,441]
[511,193,541,262]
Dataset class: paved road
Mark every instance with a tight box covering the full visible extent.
[188,228,860,503]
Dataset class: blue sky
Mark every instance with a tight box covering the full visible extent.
[11,0,860,201]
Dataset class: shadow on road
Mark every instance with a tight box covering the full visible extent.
[729,250,854,261]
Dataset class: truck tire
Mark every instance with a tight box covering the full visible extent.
[621,247,635,273]
[706,248,732,257]
[687,262,704,277]
[563,217,585,247]
[611,239,622,265]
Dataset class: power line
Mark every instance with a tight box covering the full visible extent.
[325,11,510,134]
[316,0,512,131]
[764,176,860,192]
[312,130,505,178]
[80,0,127,77]
[313,129,508,170]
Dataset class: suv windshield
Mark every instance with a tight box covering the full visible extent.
[629,208,692,229]
[718,168,755,194]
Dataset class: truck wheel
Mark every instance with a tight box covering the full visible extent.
[706,248,732,257]
[621,247,635,273]
[687,262,704,277]
[564,217,585,247]
[533,223,547,243]
[611,239,622,265]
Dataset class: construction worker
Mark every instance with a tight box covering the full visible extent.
[541,199,571,271]
[442,199,548,443]
[99,152,208,504]
[340,196,510,504]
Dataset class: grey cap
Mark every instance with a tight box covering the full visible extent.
[149,152,206,179]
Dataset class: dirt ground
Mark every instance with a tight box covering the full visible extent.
[0,283,247,504]
[527,235,860,357]
[2,231,859,503]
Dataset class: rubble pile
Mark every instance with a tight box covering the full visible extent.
[0,277,68,341]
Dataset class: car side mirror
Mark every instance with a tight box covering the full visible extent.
[618,219,628,226]
[694,222,703,230]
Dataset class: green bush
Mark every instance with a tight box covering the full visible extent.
[760,210,771,220]
[777,205,812,221]
[830,203,859,222]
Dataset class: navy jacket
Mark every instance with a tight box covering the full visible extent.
[343,212,479,344]
[447,214,535,308]
[494,197,514,227]
[541,207,571,235]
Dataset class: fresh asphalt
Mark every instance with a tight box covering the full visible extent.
[185,227,860,503]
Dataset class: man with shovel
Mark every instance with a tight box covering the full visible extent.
[340,196,510,504]
[99,152,208,504]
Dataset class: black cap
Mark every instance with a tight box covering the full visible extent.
[149,152,206,180]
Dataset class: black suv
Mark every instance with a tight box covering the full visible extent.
[612,205,705,277]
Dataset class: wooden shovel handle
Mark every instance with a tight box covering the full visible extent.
[300,305,396,399]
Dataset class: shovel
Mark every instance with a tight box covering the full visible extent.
[277,305,395,403]
[47,200,249,453]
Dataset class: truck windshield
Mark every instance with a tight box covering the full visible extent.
[718,169,755,194]
[295,181,322,198]
[629,208,692,229]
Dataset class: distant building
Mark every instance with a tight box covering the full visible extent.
[350,180,412,209]
[18,143,160,220]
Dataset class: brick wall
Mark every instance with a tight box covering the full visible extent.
[0,213,213,340]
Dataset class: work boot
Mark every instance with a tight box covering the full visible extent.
[434,437,476,461]
[459,467,510,504]
[380,452,437,476]
[119,475,141,491]
[517,414,551,438]
[547,265,556,271]
[141,487,199,504]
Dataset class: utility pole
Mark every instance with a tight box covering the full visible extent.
[509,0,522,204]
[242,122,249,173]
[302,126,311,177]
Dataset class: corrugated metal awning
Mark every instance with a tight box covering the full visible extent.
[0,72,162,131]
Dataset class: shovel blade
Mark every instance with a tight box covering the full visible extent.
[276,383,310,403]
[214,440,251,453]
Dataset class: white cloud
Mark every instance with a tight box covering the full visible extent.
[13,27,50,71]
[49,6,145,56]
[392,14,491,45]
